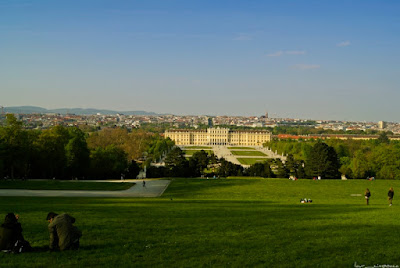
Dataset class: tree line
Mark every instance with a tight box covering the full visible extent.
[265,132,400,179]
[145,142,339,179]
[2,114,397,180]
[0,115,174,180]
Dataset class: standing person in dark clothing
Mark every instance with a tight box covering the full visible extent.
[47,212,82,251]
[365,188,371,205]
[388,187,394,206]
[0,213,30,252]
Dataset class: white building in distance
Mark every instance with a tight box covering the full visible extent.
[165,127,271,146]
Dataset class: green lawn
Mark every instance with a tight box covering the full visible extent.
[0,181,134,191]
[237,158,268,165]
[227,147,255,150]
[183,146,212,149]
[231,150,267,156]
[1,178,400,267]
[184,149,213,156]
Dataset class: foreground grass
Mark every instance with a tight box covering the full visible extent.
[237,158,269,165]
[1,178,400,267]
[230,150,267,156]
[0,181,134,191]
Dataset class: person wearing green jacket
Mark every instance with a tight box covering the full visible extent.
[46,212,82,251]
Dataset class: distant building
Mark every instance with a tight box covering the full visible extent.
[378,121,387,129]
[165,127,271,146]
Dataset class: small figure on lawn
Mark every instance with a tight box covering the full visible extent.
[365,188,371,205]
[388,187,394,206]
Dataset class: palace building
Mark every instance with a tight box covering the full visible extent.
[165,127,272,146]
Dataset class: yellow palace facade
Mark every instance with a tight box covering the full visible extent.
[165,127,271,146]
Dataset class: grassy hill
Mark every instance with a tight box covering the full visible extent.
[1,178,399,267]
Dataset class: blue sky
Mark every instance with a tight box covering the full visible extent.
[1,0,399,121]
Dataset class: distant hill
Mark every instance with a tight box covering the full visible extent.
[4,106,158,116]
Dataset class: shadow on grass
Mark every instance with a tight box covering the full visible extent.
[162,177,263,198]
[30,244,108,253]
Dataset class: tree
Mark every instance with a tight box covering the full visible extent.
[65,127,90,179]
[164,147,189,177]
[189,150,210,176]
[34,126,70,179]
[147,137,175,163]
[247,162,274,178]
[377,132,390,145]
[87,127,156,161]
[125,160,141,179]
[285,154,297,176]
[0,114,34,179]
[296,161,307,179]
[350,149,373,179]
[275,159,289,178]
[89,145,128,179]
[217,158,243,177]
[305,141,340,179]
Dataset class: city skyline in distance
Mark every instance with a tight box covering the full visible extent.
[1,1,399,122]
[1,105,393,123]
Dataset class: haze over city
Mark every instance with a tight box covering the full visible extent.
[1,1,399,122]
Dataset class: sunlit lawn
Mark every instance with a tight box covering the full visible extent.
[182,146,212,149]
[1,178,400,267]
[231,150,267,156]
[227,147,255,150]
[237,158,269,165]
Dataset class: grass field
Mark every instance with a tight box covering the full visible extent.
[0,181,134,191]
[231,150,267,156]
[184,149,213,156]
[182,146,212,149]
[227,147,255,150]
[237,158,268,165]
[1,178,400,267]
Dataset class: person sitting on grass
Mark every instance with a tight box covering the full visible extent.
[47,212,82,251]
[0,213,31,253]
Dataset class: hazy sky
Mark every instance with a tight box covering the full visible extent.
[1,0,399,122]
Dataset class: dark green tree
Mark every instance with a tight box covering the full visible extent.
[296,161,307,179]
[164,147,189,177]
[217,158,243,177]
[89,145,128,179]
[247,162,274,178]
[125,160,141,179]
[305,141,340,179]
[65,127,90,179]
[377,132,390,145]
[34,126,70,179]
[285,154,298,176]
[189,150,210,176]
[0,114,33,179]
[275,159,289,178]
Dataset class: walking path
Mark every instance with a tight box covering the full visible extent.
[212,146,242,165]
[212,146,286,167]
[0,179,170,198]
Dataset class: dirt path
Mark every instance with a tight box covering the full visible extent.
[0,179,170,197]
